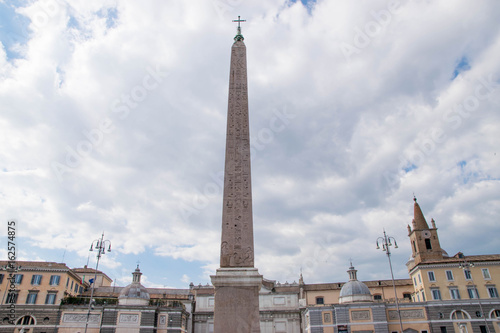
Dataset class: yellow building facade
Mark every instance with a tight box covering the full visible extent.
[0,261,88,306]
[407,199,500,306]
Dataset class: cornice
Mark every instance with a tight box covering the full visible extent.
[409,261,500,275]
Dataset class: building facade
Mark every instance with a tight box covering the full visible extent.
[1,199,499,332]
[0,261,88,307]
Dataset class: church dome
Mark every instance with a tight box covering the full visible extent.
[339,264,372,304]
[118,266,150,306]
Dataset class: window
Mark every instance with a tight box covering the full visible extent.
[45,292,57,305]
[26,292,38,304]
[79,286,83,293]
[493,309,500,318]
[14,274,23,284]
[66,277,69,287]
[425,238,432,249]
[74,283,78,293]
[480,326,487,333]
[467,287,479,299]
[449,287,460,300]
[16,316,35,326]
[374,294,382,300]
[452,310,467,320]
[70,281,73,290]
[482,268,491,279]
[31,274,42,285]
[440,327,447,333]
[414,277,417,285]
[476,311,483,317]
[464,270,472,280]
[49,275,60,286]
[0,274,4,284]
[422,291,426,301]
[6,292,18,304]
[418,274,422,283]
[438,312,444,319]
[403,293,412,300]
[431,288,442,300]
[487,286,499,298]
[428,271,436,282]
[446,270,454,281]
[316,297,324,305]
[413,241,417,252]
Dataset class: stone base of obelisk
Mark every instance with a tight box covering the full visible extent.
[211,267,263,333]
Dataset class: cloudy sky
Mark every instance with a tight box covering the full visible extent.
[1,0,499,289]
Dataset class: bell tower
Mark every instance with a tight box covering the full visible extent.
[407,197,444,270]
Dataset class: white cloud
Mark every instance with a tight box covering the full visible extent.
[0,0,499,288]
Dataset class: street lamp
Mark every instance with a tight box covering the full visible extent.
[458,260,490,333]
[376,230,404,333]
[84,232,111,333]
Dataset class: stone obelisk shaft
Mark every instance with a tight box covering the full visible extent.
[220,38,254,268]
[211,29,262,333]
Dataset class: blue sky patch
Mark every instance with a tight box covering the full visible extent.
[452,56,471,80]
[97,7,119,29]
[289,0,316,12]
[0,1,31,60]
[403,164,417,173]
[67,15,80,30]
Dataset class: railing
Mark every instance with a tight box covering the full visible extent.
[149,299,185,309]
[60,296,118,305]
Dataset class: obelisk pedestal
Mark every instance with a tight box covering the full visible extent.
[211,18,262,332]
[211,268,262,332]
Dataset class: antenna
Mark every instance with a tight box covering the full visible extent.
[61,245,67,263]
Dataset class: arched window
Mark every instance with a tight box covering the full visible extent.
[452,310,470,320]
[16,315,35,325]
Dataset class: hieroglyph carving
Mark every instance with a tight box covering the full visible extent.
[220,40,255,268]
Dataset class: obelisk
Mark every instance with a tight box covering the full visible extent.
[211,16,262,333]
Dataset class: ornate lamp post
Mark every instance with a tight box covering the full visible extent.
[84,233,111,333]
[376,230,404,333]
[458,260,490,333]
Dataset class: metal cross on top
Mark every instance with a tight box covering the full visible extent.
[232,15,246,28]
[232,15,246,41]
